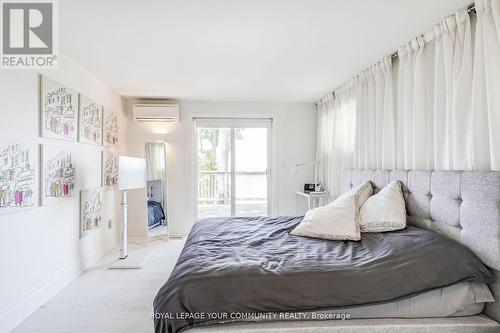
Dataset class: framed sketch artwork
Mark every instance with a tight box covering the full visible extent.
[40,76,79,141]
[41,145,76,205]
[0,139,39,214]
[103,109,119,148]
[102,150,118,188]
[79,95,103,145]
[80,187,103,238]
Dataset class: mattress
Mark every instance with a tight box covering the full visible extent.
[184,282,495,332]
[230,281,494,322]
[186,282,498,333]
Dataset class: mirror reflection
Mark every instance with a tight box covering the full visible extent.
[145,141,167,237]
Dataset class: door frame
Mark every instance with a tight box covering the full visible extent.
[192,115,275,221]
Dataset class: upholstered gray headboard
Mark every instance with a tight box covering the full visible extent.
[342,169,500,270]
[342,169,500,322]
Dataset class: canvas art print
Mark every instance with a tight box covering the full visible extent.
[80,188,103,238]
[40,76,79,141]
[103,110,119,148]
[42,146,76,204]
[79,95,103,145]
[0,139,38,214]
[102,150,118,188]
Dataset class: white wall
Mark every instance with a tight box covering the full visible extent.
[124,99,167,239]
[0,55,127,333]
[126,100,317,237]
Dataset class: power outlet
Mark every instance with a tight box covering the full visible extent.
[108,219,113,229]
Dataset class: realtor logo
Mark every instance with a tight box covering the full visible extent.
[1,0,57,68]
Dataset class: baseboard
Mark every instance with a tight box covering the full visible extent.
[128,224,147,238]
[169,235,184,239]
[0,258,82,333]
[0,240,118,333]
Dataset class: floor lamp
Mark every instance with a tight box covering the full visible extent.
[110,156,147,269]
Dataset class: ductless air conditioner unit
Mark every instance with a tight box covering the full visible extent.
[132,104,179,123]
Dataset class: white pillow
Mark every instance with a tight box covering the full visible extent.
[290,182,373,241]
[359,180,406,233]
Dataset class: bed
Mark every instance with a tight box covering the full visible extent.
[153,170,500,333]
[148,200,165,229]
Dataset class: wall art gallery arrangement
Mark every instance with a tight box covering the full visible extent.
[40,77,79,141]
[1,75,120,238]
[0,139,39,215]
[79,95,103,145]
[103,110,119,148]
[42,146,76,204]
[80,187,104,238]
[103,150,119,188]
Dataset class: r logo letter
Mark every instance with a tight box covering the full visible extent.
[28,9,48,48]
[2,2,53,54]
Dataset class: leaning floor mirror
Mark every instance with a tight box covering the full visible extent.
[145,141,168,237]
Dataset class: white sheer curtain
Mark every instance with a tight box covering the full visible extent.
[353,57,395,170]
[436,11,473,170]
[317,58,394,198]
[317,1,500,198]
[397,7,474,170]
[471,0,500,170]
[145,142,166,208]
[145,142,166,182]
[316,87,356,198]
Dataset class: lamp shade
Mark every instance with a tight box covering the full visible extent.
[119,156,146,190]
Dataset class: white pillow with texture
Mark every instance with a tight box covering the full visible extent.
[359,180,406,233]
[290,182,373,241]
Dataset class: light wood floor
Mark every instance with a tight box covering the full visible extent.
[14,236,185,333]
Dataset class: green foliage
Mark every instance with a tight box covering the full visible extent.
[198,128,219,171]
[199,151,217,171]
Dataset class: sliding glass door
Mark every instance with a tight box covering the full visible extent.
[195,118,271,220]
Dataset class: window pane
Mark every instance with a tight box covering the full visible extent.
[234,128,267,216]
[196,128,231,220]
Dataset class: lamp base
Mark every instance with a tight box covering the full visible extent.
[110,249,149,269]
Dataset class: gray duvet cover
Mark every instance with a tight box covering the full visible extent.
[153,216,494,333]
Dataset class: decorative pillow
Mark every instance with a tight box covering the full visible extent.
[290,182,373,241]
[359,180,406,233]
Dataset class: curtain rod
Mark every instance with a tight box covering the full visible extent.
[389,3,476,59]
[317,2,478,105]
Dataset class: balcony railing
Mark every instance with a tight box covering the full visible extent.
[198,171,267,204]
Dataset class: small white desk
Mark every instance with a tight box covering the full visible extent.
[293,190,329,215]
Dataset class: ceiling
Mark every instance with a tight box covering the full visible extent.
[59,0,472,102]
